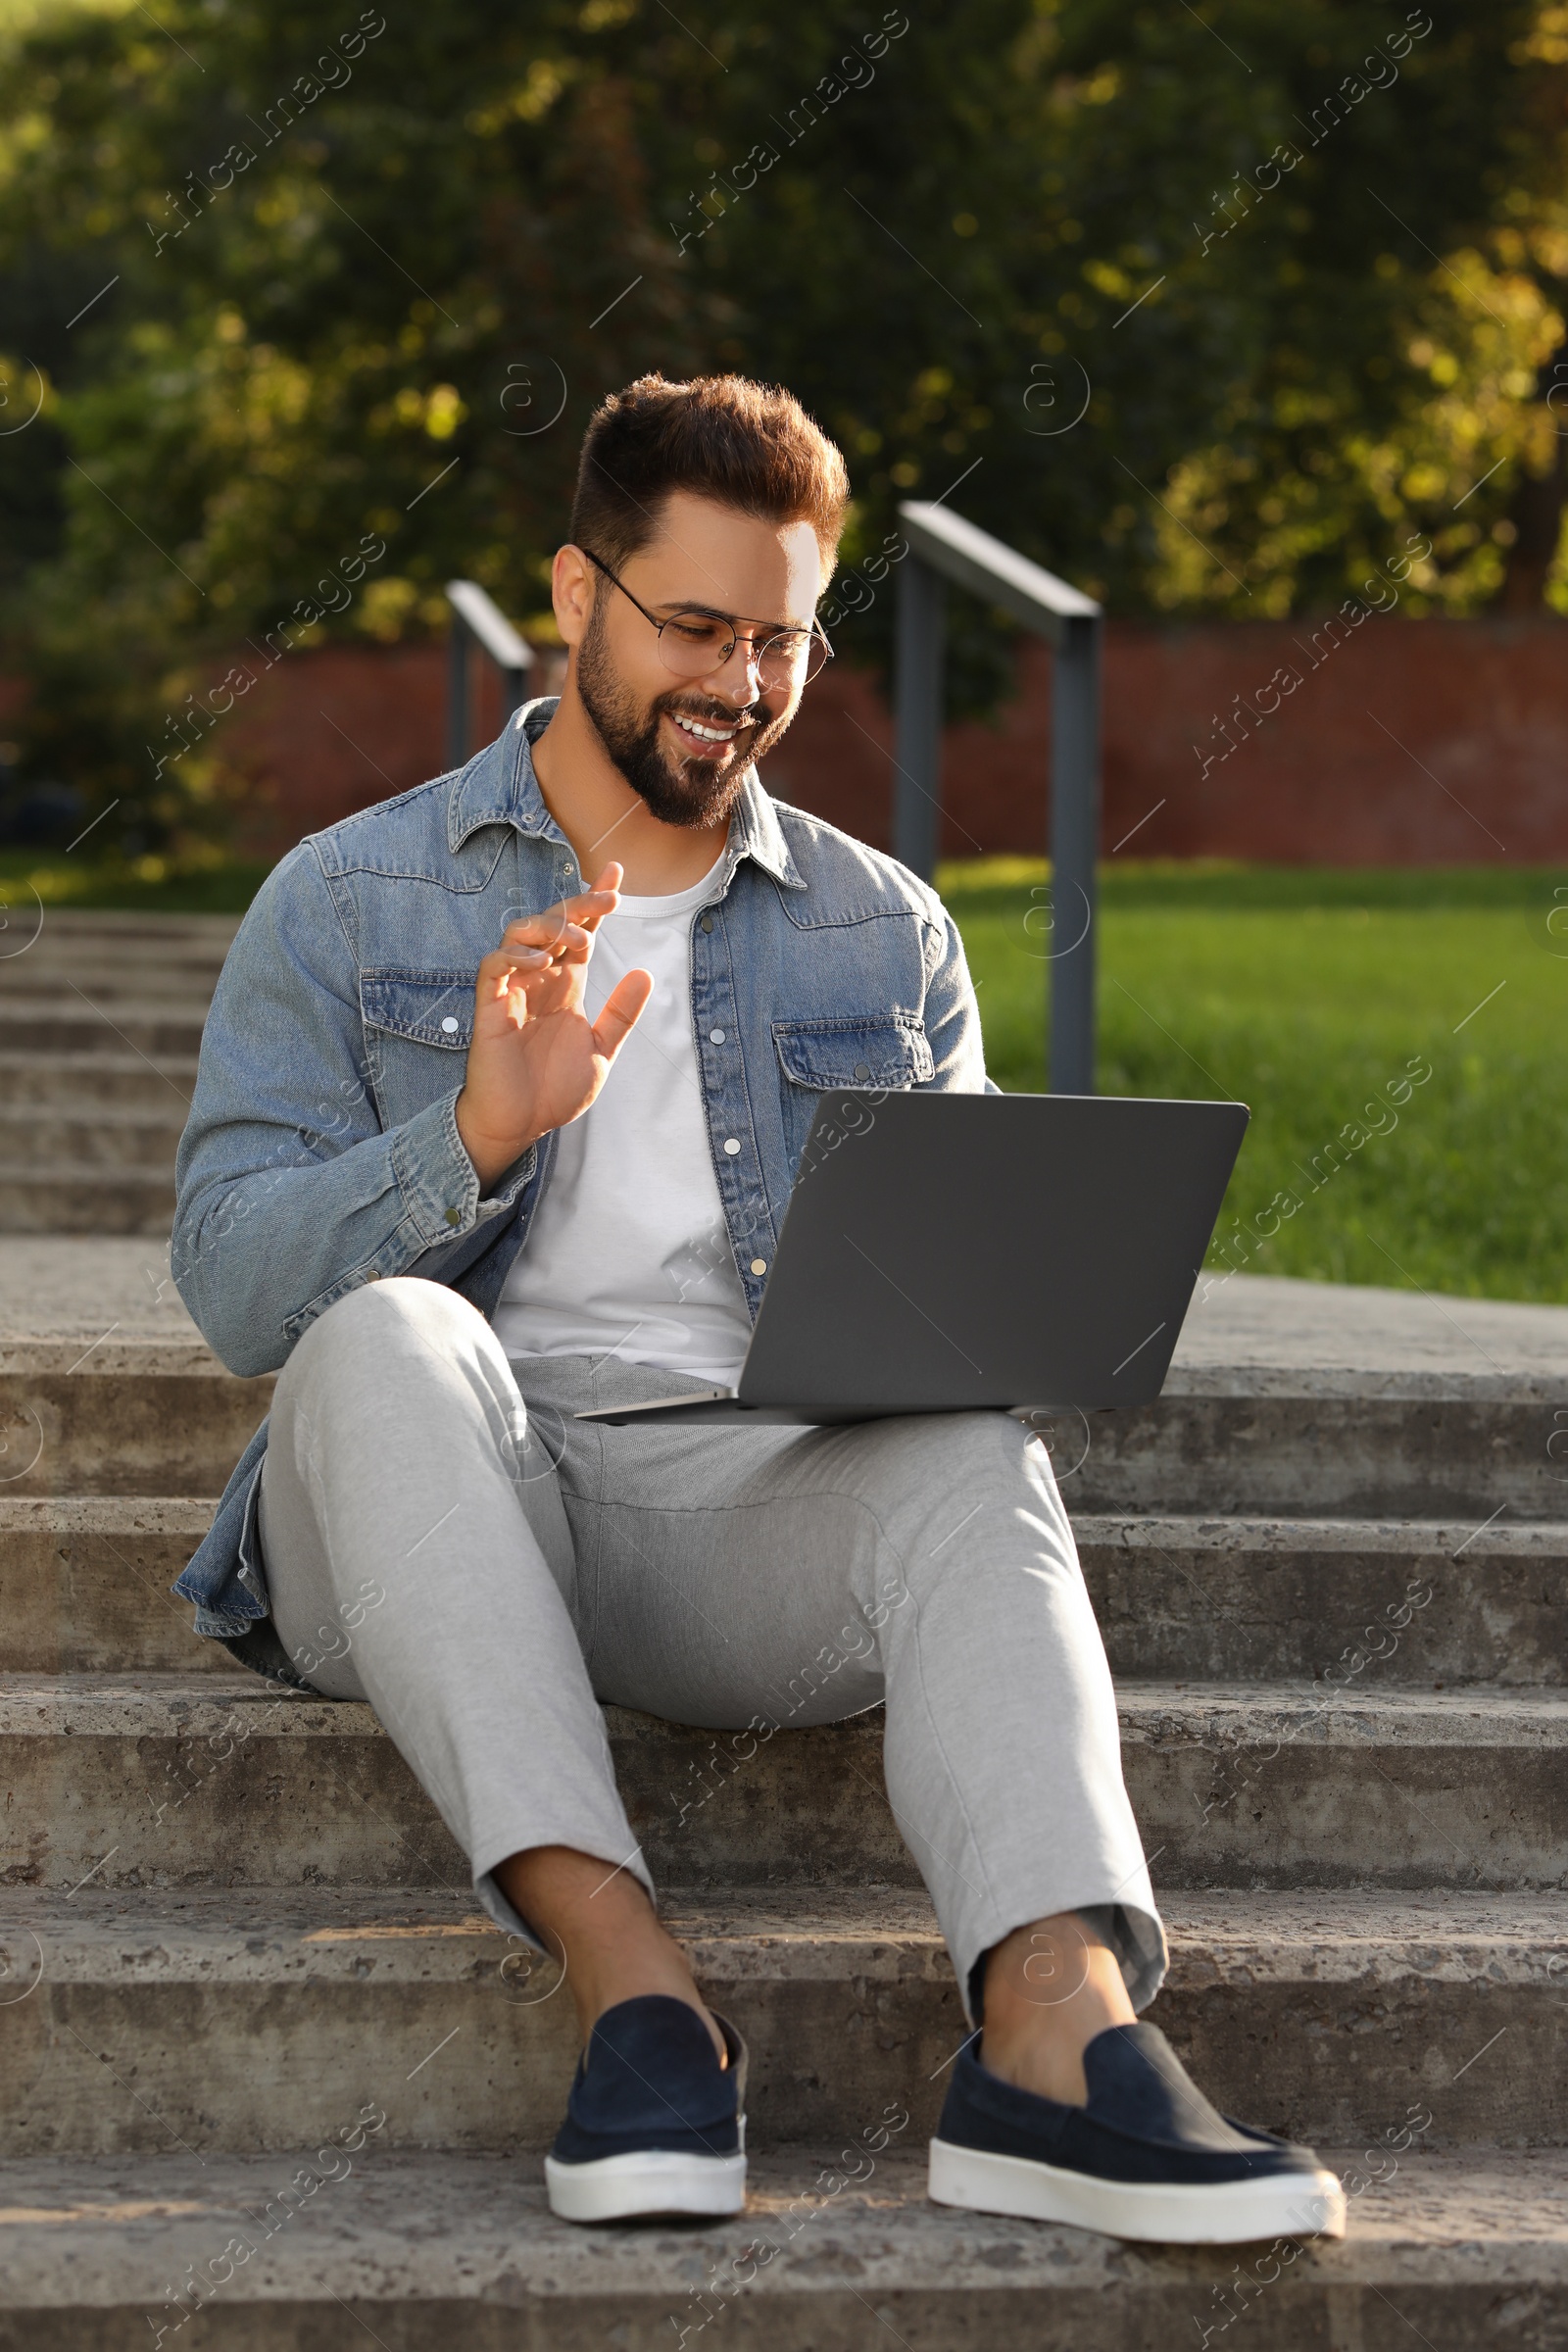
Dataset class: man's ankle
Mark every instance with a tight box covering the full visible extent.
[977,1912,1136,2106]
[493,1844,727,2067]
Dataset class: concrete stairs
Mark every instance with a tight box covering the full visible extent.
[0,907,1564,2343]
[0,908,233,1234]
[3,1309,1566,2343]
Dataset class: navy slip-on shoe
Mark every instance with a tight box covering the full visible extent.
[928,2021,1346,2245]
[544,1994,748,2224]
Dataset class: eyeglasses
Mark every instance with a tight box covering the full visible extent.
[583,550,833,690]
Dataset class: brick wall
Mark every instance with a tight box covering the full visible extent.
[220,640,563,857]
[211,616,1568,863]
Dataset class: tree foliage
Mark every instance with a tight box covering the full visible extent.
[0,0,1564,840]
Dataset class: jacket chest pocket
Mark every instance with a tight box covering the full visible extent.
[772,1013,933,1170]
[361,970,474,1125]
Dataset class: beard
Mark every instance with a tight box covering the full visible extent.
[574,601,796,829]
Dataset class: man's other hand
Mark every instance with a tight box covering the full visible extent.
[455,861,653,1192]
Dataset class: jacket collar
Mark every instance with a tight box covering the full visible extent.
[447,698,561,853]
[448,696,805,889]
[729,766,805,889]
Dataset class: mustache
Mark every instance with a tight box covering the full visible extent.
[659,690,763,728]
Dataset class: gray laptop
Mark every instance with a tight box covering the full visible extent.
[576,1090,1248,1428]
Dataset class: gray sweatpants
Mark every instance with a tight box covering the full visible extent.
[258,1277,1165,2025]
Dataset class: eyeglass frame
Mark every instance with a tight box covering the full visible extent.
[580,548,834,688]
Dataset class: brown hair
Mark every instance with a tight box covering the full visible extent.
[568,373,850,580]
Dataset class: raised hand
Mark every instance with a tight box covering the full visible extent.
[454,861,653,1191]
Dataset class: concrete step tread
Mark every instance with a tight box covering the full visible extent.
[6,1317,1568,1407]
[0,1496,217,1535]
[1175,1270,1568,1379]
[0,993,215,1018]
[0,1050,200,1075]
[8,1245,1568,1367]
[5,1673,1564,1744]
[3,1884,1563,1987]
[0,936,227,955]
[2,944,226,960]
[1077,1513,1568,1559]
[0,994,209,1018]
[0,2148,1563,2311]
[0,1165,175,1193]
[0,977,220,990]
[1152,1364,1568,1403]
[0,1103,186,1133]
[0,937,224,960]
[0,1242,200,1345]
[1115,1679,1568,1741]
[5,907,239,935]
[0,1344,234,1377]
[8,1495,1565,1556]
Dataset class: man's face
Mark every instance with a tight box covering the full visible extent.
[567,490,826,829]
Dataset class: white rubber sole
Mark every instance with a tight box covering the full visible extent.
[928,2137,1347,2245]
[545,2147,748,2224]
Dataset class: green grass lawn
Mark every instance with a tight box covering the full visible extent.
[941,860,1568,1305]
[0,848,271,914]
[7,846,1563,1304]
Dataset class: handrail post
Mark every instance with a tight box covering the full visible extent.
[445,580,534,769]
[446,611,470,769]
[892,502,1102,1091]
[893,556,946,879]
[1049,612,1101,1096]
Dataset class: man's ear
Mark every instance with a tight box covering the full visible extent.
[552,543,595,649]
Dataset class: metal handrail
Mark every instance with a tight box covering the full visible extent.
[445,580,535,766]
[899,503,1100,638]
[892,502,1102,1095]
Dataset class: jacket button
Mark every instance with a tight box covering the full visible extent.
[444,1207,462,1227]
[855,1062,871,1080]
[700,915,714,933]
[441,1017,460,1034]
[723,1137,741,1155]
[750,1257,767,1276]
[710,1027,726,1044]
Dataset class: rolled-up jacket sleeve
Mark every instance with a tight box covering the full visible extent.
[173,845,528,1375]
[921,903,996,1094]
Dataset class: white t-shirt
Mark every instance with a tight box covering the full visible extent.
[492,861,754,1387]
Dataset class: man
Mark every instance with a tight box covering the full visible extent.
[174,372,1343,2244]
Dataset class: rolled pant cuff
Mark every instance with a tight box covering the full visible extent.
[470,1837,660,1953]
[958,1896,1169,2031]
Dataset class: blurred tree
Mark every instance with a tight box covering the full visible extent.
[0,0,1563,839]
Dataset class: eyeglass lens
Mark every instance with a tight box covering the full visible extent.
[658,612,828,687]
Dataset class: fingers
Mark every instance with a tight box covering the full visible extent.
[591,967,654,1062]
[485,919,589,973]
[477,943,553,989]
[494,865,624,966]
[520,873,622,932]
[562,878,617,932]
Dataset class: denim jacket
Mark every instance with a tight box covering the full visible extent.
[172,697,989,1678]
